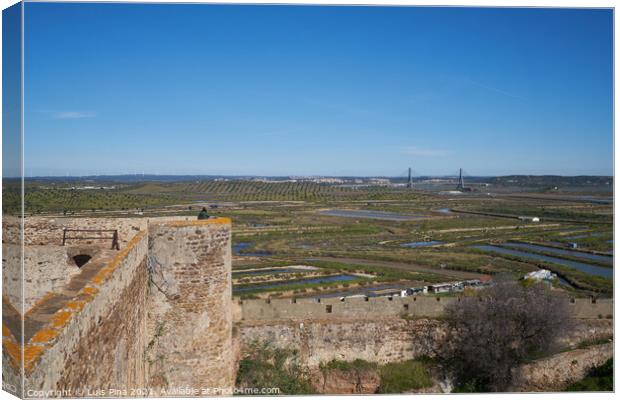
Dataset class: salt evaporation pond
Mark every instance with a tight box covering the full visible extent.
[233,268,303,276]
[564,233,603,240]
[302,284,406,299]
[233,274,358,293]
[233,265,319,277]
[473,245,612,279]
[319,209,427,221]
[504,242,612,265]
[232,242,272,257]
[401,241,443,248]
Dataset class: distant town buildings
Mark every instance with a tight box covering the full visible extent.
[367,178,391,186]
[247,176,396,186]
[68,186,116,190]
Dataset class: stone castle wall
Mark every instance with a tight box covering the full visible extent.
[145,220,234,395]
[2,217,234,398]
[23,231,149,395]
[2,215,206,247]
[238,295,613,322]
[2,215,210,312]
[238,318,613,371]
[512,342,613,391]
[3,244,84,311]
[3,217,147,247]
[239,318,446,368]
[238,294,612,377]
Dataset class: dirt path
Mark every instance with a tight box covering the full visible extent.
[303,256,485,280]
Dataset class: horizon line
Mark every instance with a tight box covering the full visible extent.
[5,173,615,179]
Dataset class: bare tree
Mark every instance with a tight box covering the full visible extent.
[441,281,572,391]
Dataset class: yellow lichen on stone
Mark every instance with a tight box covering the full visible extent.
[50,310,73,329]
[90,231,146,286]
[3,339,21,367]
[30,329,59,344]
[23,345,45,372]
[91,267,114,285]
[165,217,231,227]
[65,299,87,312]
[82,286,99,295]
[124,231,146,249]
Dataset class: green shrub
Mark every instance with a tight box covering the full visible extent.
[236,341,315,395]
[565,358,613,392]
[377,360,433,393]
[576,338,611,349]
[452,378,488,393]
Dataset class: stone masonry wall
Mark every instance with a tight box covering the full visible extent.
[3,217,147,247]
[145,219,234,395]
[3,217,235,398]
[238,296,613,321]
[239,318,613,371]
[3,244,85,311]
[2,216,23,397]
[512,342,613,391]
[55,259,148,393]
[24,232,149,395]
[238,295,612,380]
[2,243,23,311]
[240,318,446,369]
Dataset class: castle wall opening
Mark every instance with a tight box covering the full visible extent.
[72,254,91,268]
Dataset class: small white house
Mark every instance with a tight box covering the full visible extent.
[428,283,453,294]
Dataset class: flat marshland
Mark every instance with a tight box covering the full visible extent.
[5,176,612,298]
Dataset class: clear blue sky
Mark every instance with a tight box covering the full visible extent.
[23,3,613,177]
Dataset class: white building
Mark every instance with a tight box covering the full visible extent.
[518,216,540,222]
[523,269,557,282]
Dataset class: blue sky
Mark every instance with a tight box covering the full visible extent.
[23,3,613,177]
[3,2,22,177]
